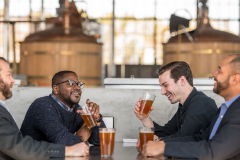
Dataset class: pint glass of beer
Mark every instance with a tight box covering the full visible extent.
[138,92,156,116]
[99,128,115,157]
[78,104,97,129]
[139,127,154,151]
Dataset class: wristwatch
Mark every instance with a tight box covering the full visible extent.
[97,114,102,123]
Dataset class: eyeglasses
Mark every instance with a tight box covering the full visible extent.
[55,80,85,89]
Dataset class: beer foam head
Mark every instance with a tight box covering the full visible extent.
[99,128,115,133]
[99,131,115,133]
[139,127,155,132]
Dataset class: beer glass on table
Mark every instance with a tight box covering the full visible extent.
[99,128,115,158]
[78,104,97,129]
[139,127,155,152]
[138,92,156,116]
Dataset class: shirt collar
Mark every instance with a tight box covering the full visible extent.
[0,99,9,112]
[51,93,76,112]
[0,99,16,122]
[223,94,240,108]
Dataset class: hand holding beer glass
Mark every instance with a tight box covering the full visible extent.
[99,128,115,158]
[139,92,156,116]
[134,92,156,120]
[77,104,97,129]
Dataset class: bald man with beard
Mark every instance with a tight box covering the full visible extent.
[142,54,240,160]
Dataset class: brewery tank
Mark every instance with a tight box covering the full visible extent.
[163,5,240,77]
[19,0,102,86]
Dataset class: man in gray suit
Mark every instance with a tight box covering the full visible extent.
[142,54,240,160]
[0,57,89,160]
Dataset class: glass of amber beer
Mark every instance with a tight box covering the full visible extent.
[139,127,155,152]
[138,92,156,116]
[99,128,115,157]
[78,104,97,129]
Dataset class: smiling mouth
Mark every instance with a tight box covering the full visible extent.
[214,78,217,84]
[72,92,81,96]
[166,94,171,99]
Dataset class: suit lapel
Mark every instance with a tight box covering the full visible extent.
[215,96,240,134]
[209,108,221,134]
[0,105,18,128]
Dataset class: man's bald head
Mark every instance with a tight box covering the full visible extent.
[227,54,240,75]
[0,57,9,75]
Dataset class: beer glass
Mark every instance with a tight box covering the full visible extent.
[99,128,115,157]
[78,104,97,129]
[138,92,156,116]
[139,127,154,151]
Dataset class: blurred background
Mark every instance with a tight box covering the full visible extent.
[0,0,239,86]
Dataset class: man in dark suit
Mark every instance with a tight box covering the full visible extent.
[0,57,89,160]
[142,54,240,160]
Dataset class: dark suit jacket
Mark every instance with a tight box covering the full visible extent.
[164,96,240,160]
[0,105,65,160]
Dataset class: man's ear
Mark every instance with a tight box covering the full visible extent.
[232,74,240,86]
[52,85,59,95]
[179,76,186,86]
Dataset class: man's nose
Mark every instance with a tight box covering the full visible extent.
[73,84,81,90]
[212,71,218,78]
[11,76,15,84]
[161,87,166,95]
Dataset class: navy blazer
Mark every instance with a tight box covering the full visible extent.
[164,96,240,160]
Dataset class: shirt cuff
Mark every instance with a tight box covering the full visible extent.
[48,144,65,158]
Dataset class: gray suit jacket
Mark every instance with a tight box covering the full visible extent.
[164,96,240,160]
[0,105,65,160]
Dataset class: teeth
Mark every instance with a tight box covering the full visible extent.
[167,95,171,98]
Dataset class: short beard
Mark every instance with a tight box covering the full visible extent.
[213,76,230,94]
[0,78,12,100]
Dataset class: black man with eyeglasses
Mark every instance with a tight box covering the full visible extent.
[20,71,106,146]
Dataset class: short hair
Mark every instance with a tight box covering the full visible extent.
[52,71,77,87]
[0,57,9,72]
[158,61,193,87]
[229,54,240,75]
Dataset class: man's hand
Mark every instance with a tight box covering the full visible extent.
[76,123,92,142]
[136,135,159,153]
[142,141,165,157]
[136,138,141,152]
[133,98,154,120]
[86,99,100,120]
[65,142,89,157]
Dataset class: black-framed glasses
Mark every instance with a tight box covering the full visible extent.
[56,80,85,89]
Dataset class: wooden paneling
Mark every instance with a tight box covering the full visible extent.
[163,42,240,77]
[19,42,102,86]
